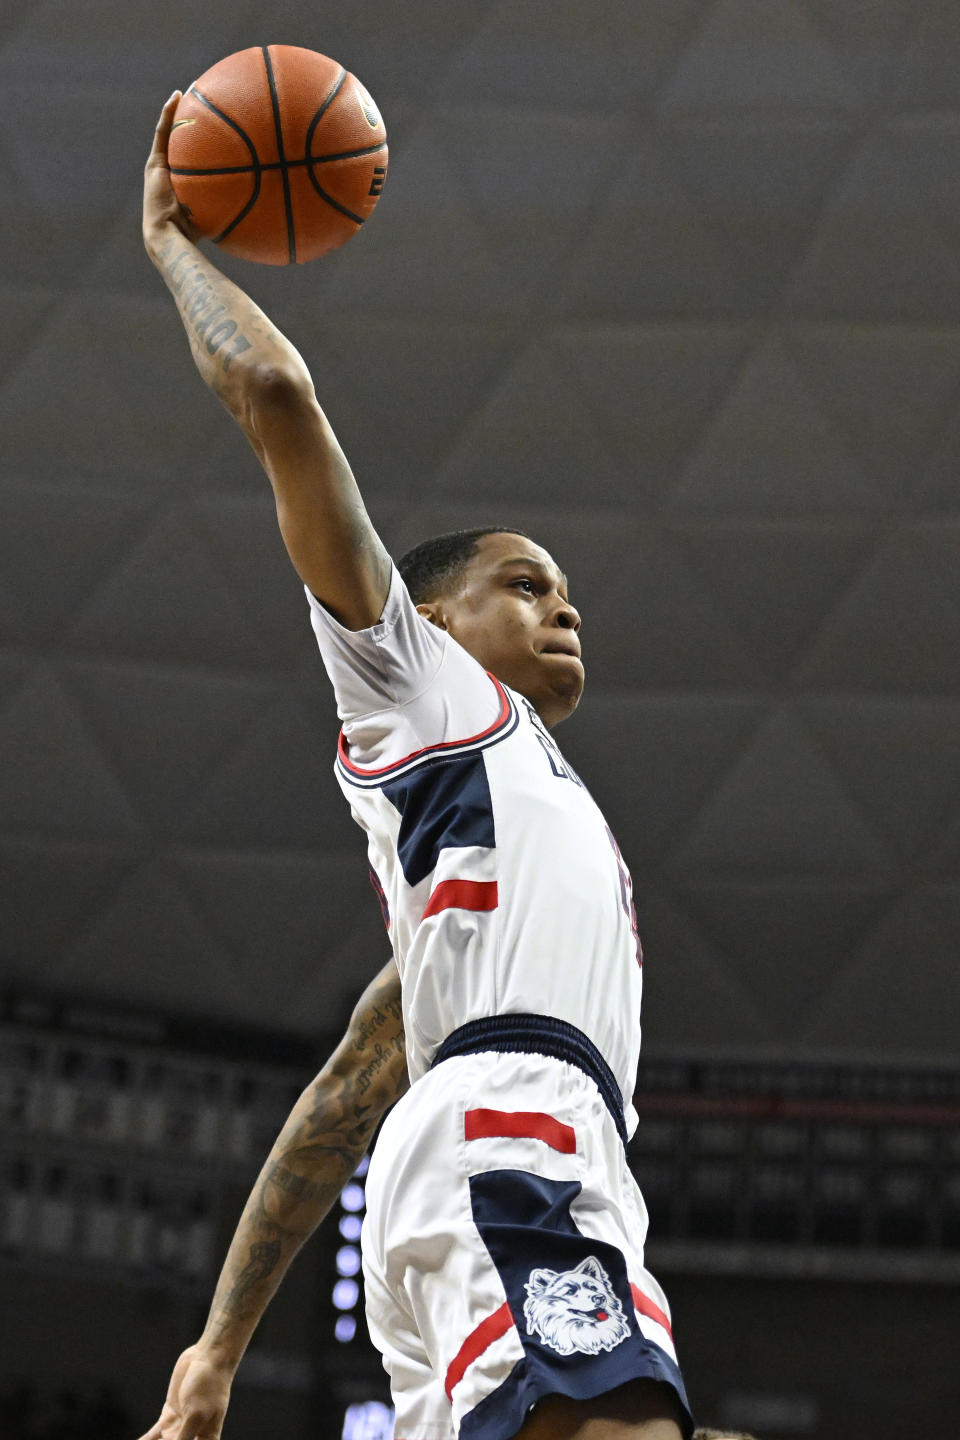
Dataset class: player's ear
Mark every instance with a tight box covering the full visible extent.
[416,602,448,631]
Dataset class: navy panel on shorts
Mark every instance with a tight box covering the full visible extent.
[462,1170,693,1440]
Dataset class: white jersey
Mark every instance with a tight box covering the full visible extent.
[308,567,644,1132]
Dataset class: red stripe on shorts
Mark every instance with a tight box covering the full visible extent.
[630,1282,673,1339]
[423,879,498,918]
[445,1300,515,1400]
[464,1108,577,1154]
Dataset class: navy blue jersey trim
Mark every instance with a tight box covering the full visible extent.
[384,750,496,888]
[433,1014,628,1146]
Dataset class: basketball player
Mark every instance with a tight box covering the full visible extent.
[140,93,694,1440]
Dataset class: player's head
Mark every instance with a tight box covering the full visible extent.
[398,527,583,729]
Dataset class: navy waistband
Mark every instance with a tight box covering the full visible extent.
[431,1013,628,1146]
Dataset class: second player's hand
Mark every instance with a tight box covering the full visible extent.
[137,1344,234,1440]
[143,91,202,247]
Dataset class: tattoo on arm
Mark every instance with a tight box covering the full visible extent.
[155,233,256,381]
[203,963,406,1351]
[231,1238,282,1300]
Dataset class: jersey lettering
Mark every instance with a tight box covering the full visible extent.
[525,701,584,787]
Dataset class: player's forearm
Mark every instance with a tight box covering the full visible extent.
[196,1077,376,1368]
[144,221,310,415]
[197,962,407,1371]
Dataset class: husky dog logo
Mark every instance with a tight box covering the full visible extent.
[523,1256,631,1357]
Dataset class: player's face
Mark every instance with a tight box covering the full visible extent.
[420,532,584,729]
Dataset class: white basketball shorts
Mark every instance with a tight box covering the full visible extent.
[361,1047,692,1440]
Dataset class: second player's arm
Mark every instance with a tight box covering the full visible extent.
[138,959,407,1440]
[202,959,406,1366]
[142,92,391,629]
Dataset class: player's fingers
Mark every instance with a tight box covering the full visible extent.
[173,1414,221,1440]
[135,1397,180,1440]
[148,90,182,162]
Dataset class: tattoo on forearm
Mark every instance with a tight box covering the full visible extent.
[267,1163,321,1202]
[356,1033,406,1097]
[158,237,253,373]
[232,1237,282,1300]
[205,967,406,1343]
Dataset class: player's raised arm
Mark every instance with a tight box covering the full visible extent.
[137,959,407,1440]
[142,92,391,630]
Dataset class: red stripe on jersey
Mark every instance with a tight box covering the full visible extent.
[338,674,511,777]
[423,879,498,918]
[464,1108,577,1154]
[630,1282,673,1340]
[445,1301,514,1399]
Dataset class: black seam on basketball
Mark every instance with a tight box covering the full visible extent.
[303,69,368,223]
[171,165,259,176]
[303,175,366,226]
[305,66,348,153]
[309,140,388,164]
[190,87,259,164]
[171,159,311,176]
[189,87,261,243]
[262,45,296,264]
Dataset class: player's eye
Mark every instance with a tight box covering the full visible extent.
[512,577,537,594]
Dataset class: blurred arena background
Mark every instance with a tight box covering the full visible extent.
[1,2,959,1436]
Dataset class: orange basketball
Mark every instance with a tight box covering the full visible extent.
[168,45,388,265]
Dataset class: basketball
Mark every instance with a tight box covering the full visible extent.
[168,45,388,265]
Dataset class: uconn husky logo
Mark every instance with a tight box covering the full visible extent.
[523,1256,630,1357]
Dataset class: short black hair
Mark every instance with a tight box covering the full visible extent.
[398,526,530,605]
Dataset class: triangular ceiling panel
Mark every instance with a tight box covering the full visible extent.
[654,117,856,306]
[0,483,160,647]
[552,325,752,507]
[669,522,879,680]
[182,689,352,850]
[661,0,857,110]
[674,879,891,1040]
[173,849,379,1023]
[799,886,960,1057]
[570,694,764,867]
[785,325,960,492]
[800,697,960,861]
[1,837,137,970]
[69,502,262,670]
[788,121,960,323]
[636,887,771,1051]
[0,666,144,839]
[58,660,276,838]
[669,337,874,513]
[437,338,635,508]
[798,529,960,695]
[670,706,896,876]
[441,0,697,110]
[57,858,238,1019]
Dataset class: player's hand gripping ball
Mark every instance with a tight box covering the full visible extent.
[168,45,388,265]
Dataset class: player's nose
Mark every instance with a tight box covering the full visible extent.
[554,598,581,632]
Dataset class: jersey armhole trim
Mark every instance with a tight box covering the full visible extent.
[336,673,518,788]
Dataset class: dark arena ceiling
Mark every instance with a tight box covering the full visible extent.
[1,0,959,1065]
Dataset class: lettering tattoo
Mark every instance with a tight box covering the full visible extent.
[157,235,253,375]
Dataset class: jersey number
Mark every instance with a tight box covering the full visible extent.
[606,826,643,968]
